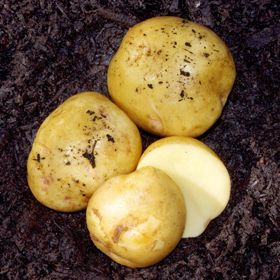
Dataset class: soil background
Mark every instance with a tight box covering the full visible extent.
[0,0,279,279]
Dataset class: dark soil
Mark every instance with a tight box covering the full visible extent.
[0,1,279,279]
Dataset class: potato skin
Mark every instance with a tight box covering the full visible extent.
[86,166,186,268]
[27,92,142,212]
[108,16,236,137]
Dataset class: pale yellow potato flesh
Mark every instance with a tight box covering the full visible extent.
[27,92,142,212]
[137,137,231,238]
[108,16,236,137]
[86,166,186,268]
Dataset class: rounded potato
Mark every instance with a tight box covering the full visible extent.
[108,16,236,137]
[86,166,186,268]
[27,92,142,212]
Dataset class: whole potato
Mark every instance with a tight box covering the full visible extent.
[27,92,142,212]
[86,166,186,268]
[108,16,236,137]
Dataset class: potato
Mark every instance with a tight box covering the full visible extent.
[137,136,231,238]
[86,166,186,268]
[108,16,236,137]
[27,92,142,212]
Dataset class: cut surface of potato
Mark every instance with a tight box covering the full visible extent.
[137,137,231,238]
[108,16,236,137]
[86,166,186,268]
[27,92,142,212]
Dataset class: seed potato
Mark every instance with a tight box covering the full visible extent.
[108,16,236,137]
[27,92,142,212]
[86,166,186,268]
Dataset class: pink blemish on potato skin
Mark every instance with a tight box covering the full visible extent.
[40,177,50,192]
[149,102,164,133]
[90,233,100,242]
[40,176,54,192]
[84,163,96,176]
[41,177,50,185]
[112,225,128,243]
[149,118,163,133]
[92,208,102,220]
[36,142,51,155]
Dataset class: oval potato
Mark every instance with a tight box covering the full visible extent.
[27,92,142,212]
[108,16,236,137]
[86,166,186,268]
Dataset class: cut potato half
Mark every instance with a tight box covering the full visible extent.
[137,136,231,238]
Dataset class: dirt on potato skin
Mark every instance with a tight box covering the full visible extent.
[0,0,279,279]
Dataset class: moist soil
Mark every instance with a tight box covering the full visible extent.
[0,1,279,279]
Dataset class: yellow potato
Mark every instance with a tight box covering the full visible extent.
[108,16,236,137]
[86,166,186,268]
[27,92,142,212]
[137,136,231,238]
